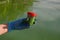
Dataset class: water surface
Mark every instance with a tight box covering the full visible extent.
[0,0,60,40]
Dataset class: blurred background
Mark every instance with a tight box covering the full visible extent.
[0,0,60,40]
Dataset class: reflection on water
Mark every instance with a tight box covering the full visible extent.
[32,0,60,40]
[0,0,33,23]
[34,0,60,31]
[0,0,60,40]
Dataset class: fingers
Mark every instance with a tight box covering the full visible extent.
[0,24,7,27]
[0,24,8,35]
[0,24,8,29]
[3,24,8,29]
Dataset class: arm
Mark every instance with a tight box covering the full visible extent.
[0,18,30,35]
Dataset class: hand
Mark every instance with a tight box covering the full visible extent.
[0,24,8,35]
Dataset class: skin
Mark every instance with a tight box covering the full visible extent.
[0,24,8,35]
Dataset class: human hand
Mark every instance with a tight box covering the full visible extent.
[0,24,8,35]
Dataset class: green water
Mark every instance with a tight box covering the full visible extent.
[0,0,33,23]
[0,0,60,40]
